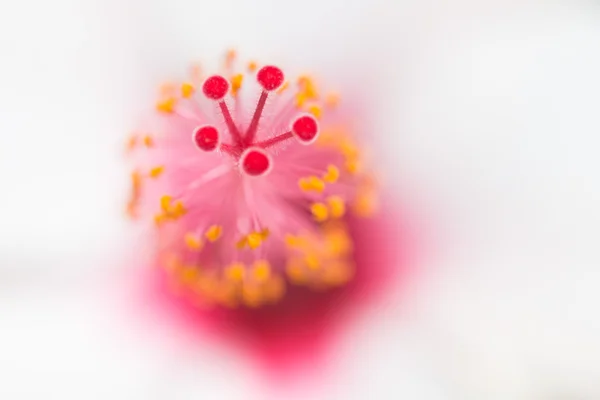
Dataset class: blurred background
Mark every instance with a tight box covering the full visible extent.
[1,0,599,398]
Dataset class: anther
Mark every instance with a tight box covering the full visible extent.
[181,82,195,98]
[205,225,223,242]
[193,125,220,152]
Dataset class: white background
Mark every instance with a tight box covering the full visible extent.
[0,0,599,398]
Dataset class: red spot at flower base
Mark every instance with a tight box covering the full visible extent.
[240,147,272,176]
[202,75,229,100]
[193,125,220,152]
[137,201,417,386]
[257,65,285,91]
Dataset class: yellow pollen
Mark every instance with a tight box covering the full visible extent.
[215,280,239,308]
[323,165,340,183]
[181,82,195,98]
[340,140,359,159]
[345,159,360,174]
[276,81,289,94]
[241,284,263,307]
[327,196,346,219]
[325,92,340,107]
[308,105,323,119]
[260,228,270,239]
[184,233,204,250]
[353,192,377,217]
[153,213,167,226]
[143,135,154,148]
[190,63,203,84]
[311,202,329,222]
[163,253,182,272]
[179,265,199,285]
[159,82,176,97]
[160,195,172,212]
[225,262,246,281]
[126,135,137,151]
[205,225,223,242]
[127,170,142,218]
[299,176,325,193]
[286,258,308,284]
[236,237,248,249]
[304,253,321,270]
[252,260,271,282]
[156,97,176,113]
[172,201,186,217]
[295,93,308,108]
[297,76,318,99]
[225,49,236,68]
[322,261,354,286]
[247,61,258,72]
[231,73,243,96]
[324,228,352,256]
[246,232,263,249]
[284,234,299,248]
[284,233,309,249]
[149,165,164,178]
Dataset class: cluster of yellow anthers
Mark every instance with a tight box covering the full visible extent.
[163,221,355,308]
[163,253,287,308]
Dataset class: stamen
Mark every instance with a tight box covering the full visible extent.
[225,49,237,69]
[308,105,322,119]
[181,82,195,98]
[311,202,329,222]
[225,262,245,281]
[244,65,285,145]
[252,260,271,282]
[276,81,289,95]
[240,147,272,177]
[286,258,308,284]
[323,165,339,183]
[205,225,223,242]
[149,165,165,178]
[230,74,244,97]
[184,233,204,250]
[126,135,137,151]
[326,196,346,218]
[160,195,172,213]
[299,176,325,193]
[246,232,263,249]
[325,92,340,108]
[304,253,320,270]
[156,98,176,113]
[241,284,263,307]
[179,265,200,285]
[193,125,220,152]
[143,135,154,148]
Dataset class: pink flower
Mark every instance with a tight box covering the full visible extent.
[126,50,409,376]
